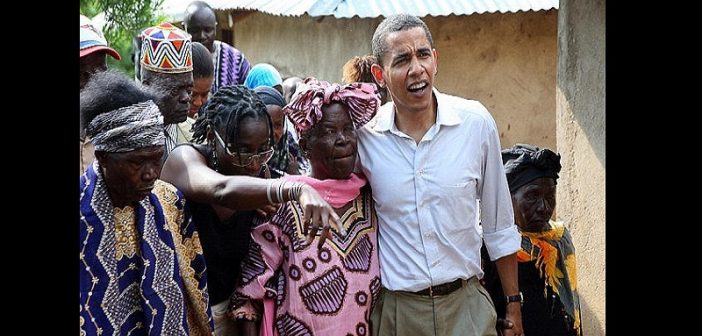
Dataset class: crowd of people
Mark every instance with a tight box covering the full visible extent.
[80,3,582,335]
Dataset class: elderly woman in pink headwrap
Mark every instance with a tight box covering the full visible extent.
[230,77,381,336]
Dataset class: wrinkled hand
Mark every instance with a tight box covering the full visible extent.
[502,304,523,336]
[298,185,344,248]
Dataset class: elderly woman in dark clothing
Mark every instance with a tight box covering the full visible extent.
[482,144,582,336]
[254,86,309,178]
[160,85,342,335]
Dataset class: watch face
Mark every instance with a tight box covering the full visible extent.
[507,292,523,304]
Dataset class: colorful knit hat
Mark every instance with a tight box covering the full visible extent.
[140,22,193,73]
[80,15,121,60]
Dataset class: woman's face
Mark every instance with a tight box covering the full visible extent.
[511,177,557,232]
[212,116,272,177]
[189,77,213,118]
[304,102,357,180]
[266,105,285,144]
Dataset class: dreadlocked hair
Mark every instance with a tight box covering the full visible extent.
[191,85,274,151]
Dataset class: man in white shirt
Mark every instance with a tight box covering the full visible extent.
[358,14,524,336]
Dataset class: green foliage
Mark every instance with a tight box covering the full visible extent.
[80,0,169,78]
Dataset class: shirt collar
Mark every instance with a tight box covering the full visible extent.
[372,87,462,132]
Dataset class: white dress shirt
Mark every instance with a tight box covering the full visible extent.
[357,88,520,292]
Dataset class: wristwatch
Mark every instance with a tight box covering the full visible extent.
[506,292,523,306]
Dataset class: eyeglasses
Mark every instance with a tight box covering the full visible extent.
[212,129,274,167]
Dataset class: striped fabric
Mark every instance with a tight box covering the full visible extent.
[283,77,380,136]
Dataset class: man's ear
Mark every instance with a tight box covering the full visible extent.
[432,48,438,76]
[371,64,385,88]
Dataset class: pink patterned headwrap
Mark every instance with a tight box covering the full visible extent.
[283,77,380,136]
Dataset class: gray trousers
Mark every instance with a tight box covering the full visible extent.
[371,277,498,336]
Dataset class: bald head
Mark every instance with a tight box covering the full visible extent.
[184,1,217,52]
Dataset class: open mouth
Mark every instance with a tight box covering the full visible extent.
[407,81,428,94]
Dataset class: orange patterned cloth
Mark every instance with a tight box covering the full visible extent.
[518,220,582,335]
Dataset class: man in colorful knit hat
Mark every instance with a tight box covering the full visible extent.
[140,22,194,155]
[80,14,121,90]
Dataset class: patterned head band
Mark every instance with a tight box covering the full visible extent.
[283,77,379,136]
[140,22,193,74]
[87,100,165,153]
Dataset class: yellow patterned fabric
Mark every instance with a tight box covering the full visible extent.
[517,220,582,335]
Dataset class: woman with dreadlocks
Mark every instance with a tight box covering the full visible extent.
[161,85,343,336]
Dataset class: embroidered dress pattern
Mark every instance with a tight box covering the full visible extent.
[80,162,213,335]
[232,189,378,335]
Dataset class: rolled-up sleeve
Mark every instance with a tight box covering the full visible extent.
[479,117,521,261]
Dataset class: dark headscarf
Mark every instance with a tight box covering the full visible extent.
[502,144,561,192]
[254,86,286,107]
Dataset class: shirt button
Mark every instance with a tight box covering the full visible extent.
[432,260,440,266]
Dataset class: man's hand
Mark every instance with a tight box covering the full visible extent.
[502,303,523,336]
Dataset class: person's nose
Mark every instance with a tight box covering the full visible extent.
[179,89,191,104]
[142,162,161,182]
[535,197,551,214]
[407,56,424,77]
[196,31,207,42]
[335,130,352,145]
[192,95,203,109]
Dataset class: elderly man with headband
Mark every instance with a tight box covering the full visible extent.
[79,100,213,335]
